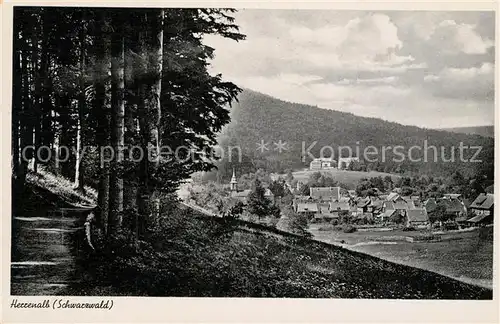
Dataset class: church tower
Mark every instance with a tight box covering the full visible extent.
[230,168,238,192]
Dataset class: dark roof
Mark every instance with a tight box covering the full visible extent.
[470,193,494,210]
[329,201,350,211]
[369,198,384,208]
[441,198,464,214]
[384,201,395,210]
[467,214,490,223]
[380,209,396,218]
[297,202,319,213]
[407,208,428,223]
[310,187,340,200]
[356,198,371,208]
[393,201,409,210]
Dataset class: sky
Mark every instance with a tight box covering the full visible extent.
[205,10,495,129]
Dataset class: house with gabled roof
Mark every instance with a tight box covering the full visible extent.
[355,197,371,214]
[309,186,340,201]
[406,208,429,228]
[440,198,466,218]
[368,197,384,215]
[381,195,410,223]
[314,203,340,222]
[387,192,400,201]
[378,209,396,222]
[468,193,494,224]
[296,202,319,214]
[329,200,350,213]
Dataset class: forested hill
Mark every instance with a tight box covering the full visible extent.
[439,126,494,138]
[217,89,494,179]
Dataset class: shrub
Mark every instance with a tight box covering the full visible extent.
[342,224,357,233]
[443,222,459,231]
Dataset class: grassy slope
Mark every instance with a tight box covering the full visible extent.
[15,168,96,215]
[68,206,492,299]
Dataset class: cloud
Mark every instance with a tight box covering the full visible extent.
[205,10,494,128]
[338,76,398,85]
[288,13,418,72]
[427,20,494,55]
[424,62,494,100]
[206,12,424,78]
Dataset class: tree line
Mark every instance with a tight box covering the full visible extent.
[12,7,245,239]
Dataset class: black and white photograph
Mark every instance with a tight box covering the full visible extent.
[9,6,495,302]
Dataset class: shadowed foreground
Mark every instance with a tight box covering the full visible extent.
[64,206,492,299]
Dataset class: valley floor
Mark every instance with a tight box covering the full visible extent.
[309,225,494,289]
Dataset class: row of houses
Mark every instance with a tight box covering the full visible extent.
[293,186,494,227]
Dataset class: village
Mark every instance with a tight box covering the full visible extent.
[290,184,493,230]
[218,156,494,231]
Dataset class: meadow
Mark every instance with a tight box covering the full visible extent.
[309,225,494,289]
[273,169,400,188]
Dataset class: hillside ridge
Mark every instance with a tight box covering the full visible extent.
[216,89,494,179]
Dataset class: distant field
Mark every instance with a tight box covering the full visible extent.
[309,225,493,289]
[273,169,400,188]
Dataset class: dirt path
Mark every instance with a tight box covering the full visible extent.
[11,207,93,295]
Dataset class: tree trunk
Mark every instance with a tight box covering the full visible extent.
[58,95,73,179]
[137,12,149,237]
[75,17,86,192]
[96,10,110,232]
[12,34,22,178]
[108,14,125,235]
[123,34,138,225]
[40,9,53,156]
[147,9,164,221]
[31,23,41,173]
[150,9,163,169]
[20,46,32,182]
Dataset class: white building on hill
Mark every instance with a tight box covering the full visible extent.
[309,157,337,170]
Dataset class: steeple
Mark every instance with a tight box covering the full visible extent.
[230,168,237,191]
